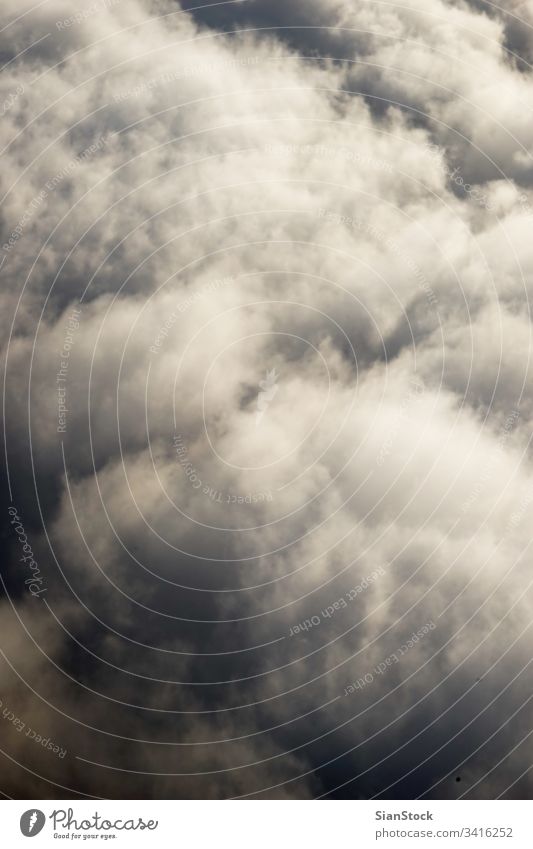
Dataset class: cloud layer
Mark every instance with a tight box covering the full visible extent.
[1,0,533,799]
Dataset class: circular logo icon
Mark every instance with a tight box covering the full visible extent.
[20,810,46,837]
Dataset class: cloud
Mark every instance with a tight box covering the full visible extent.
[1,0,533,799]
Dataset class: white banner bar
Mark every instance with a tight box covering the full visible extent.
[1,800,532,847]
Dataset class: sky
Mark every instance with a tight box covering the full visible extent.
[1,0,533,799]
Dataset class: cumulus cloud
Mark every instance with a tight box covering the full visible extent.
[1,0,533,800]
